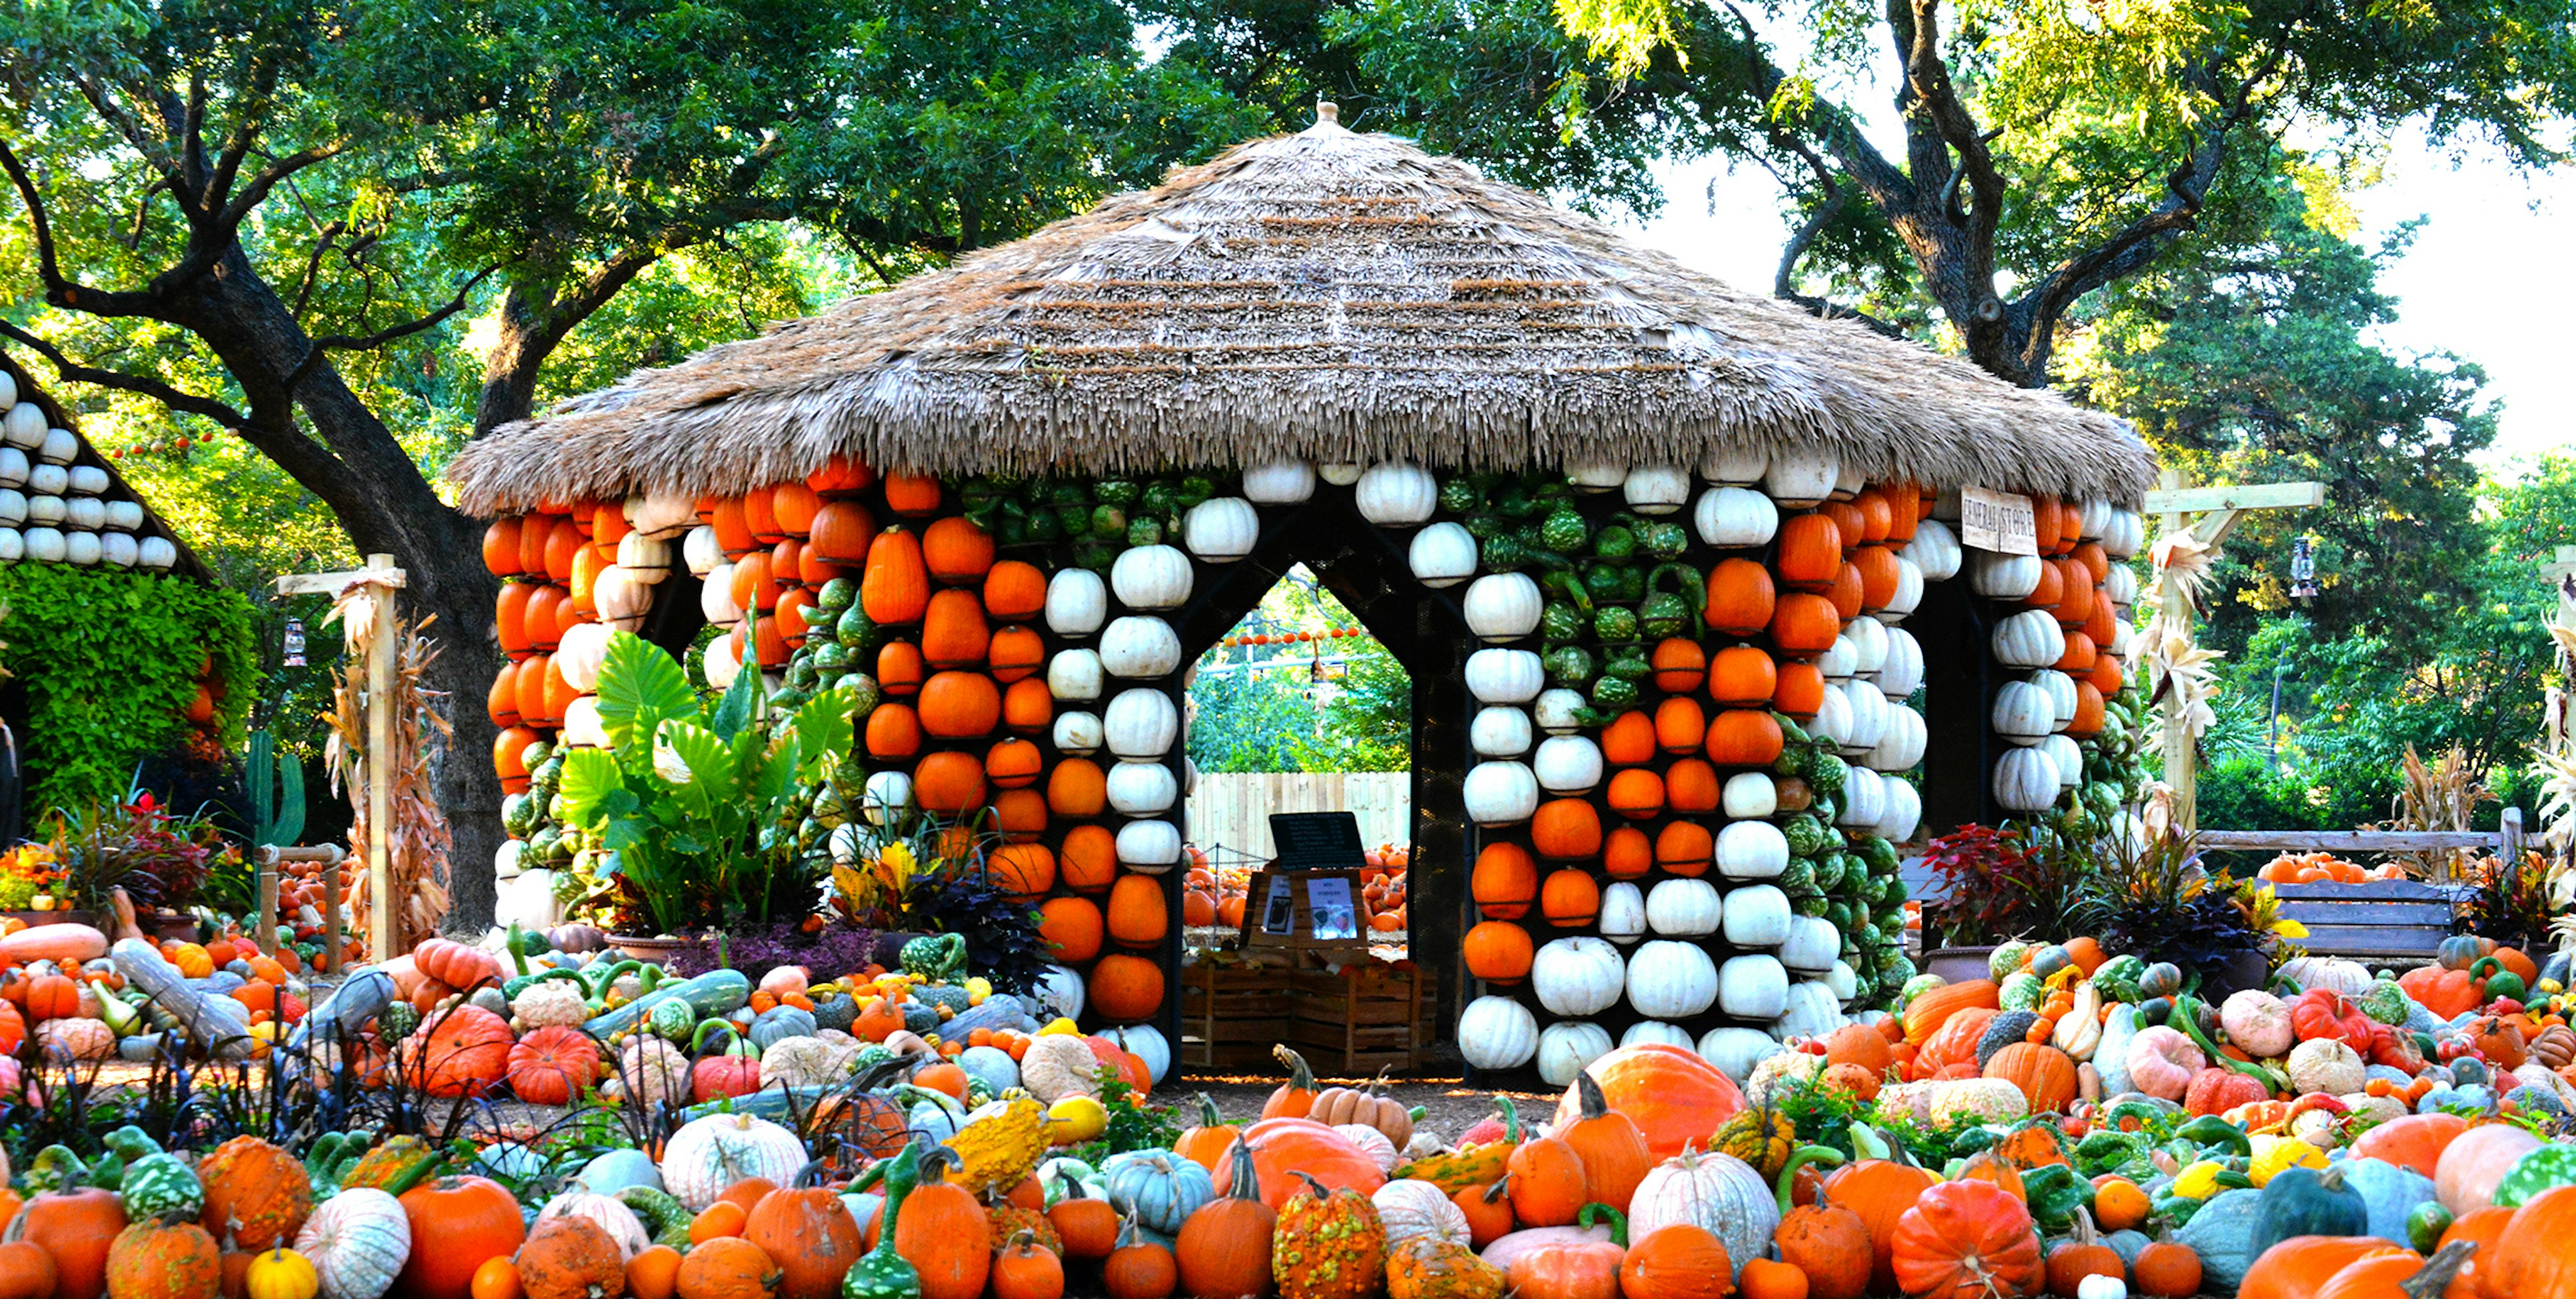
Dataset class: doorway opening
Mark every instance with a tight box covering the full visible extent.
[1183,564,1413,957]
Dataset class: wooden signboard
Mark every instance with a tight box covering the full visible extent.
[1239,868,1371,956]
[1267,811,1367,872]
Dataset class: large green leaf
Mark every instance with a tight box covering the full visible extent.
[595,631,699,749]
[790,686,859,784]
[708,639,765,739]
[655,720,740,819]
[555,748,627,824]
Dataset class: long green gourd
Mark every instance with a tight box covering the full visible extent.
[112,938,256,1059]
[583,968,751,1037]
[843,1142,924,1299]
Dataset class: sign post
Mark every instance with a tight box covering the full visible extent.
[276,554,407,963]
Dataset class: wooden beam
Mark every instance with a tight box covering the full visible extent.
[2196,829,2506,852]
[2141,482,2326,515]
[274,565,405,596]
[364,554,396,963]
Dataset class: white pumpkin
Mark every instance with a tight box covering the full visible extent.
[555,622,615,692]
[1762,450,1837,509]
[20,526,64,563]
[1698,446,1768,484]
[1992,745,2061,813]
[36,427,74,464]
[1772,981,1847,1041]
[1530,937,1625,1016]
[98,532,136,568]
[2077,497,2114,540]
[0,447,22,486]
[595,566,654,627]
[1045,568,1110,637]
[1780,916,1841,972]
[1115,819,1183,870]
[66,465,109,497]
[615,532,672,574]
[1876,775,1923,841]
[1831,463,1866,501]
[1837,768,1885,830]
[1627,941,1719,1019]
[1457,996,1540,1070]
[1103,688,1179,758]
[682,525,724,576]
[0,490,27,527]
[1837,681,1889,756]
[1534,688,1588,734]
[1721,772,1776,819]
[2104,562,2139,609]
[2031,668,2079,729]
[1645,878,1722,937]
[2102,509,2146,559]
[142,536,181,571]
[626,489,700,539]
[25,464,63,500]
[1033,964,1087,1021]
[1407,521,1479,588]
[700,561,742,626]
[1877,554,1925,622]
[294,1187,411,1299]
[1992,680,2056,745]
[1628,1149,1778,1280]
[861,770,914,826]
[1110,545,1194,609]
[1182,497,1260,562]
[1536,1021,1613,1087]
[1462,572,1543,641]
[1714,821,1788,880]
[1844,616,1888,675]
[1621,1020,1695,1049]
[1622,464,1691,515]
[1099,617,1183,678]
[1354,462,1438,525]
[1470,707,1534,757]
[1718,954,1790,1021]
[1993,609,2065,669]
[1106,762,1179,815]
[1051,711,1104,756]
[1817,635,1858,684]
[1693,486,1780,548]
[1719,884,1791,948]
[1466,648,1544,703]
[1599,881,1646,944]
[703,633,743,690]
[1828,962,1860,1002]
[24,490,61,523]
[1,403,45,448]
[1697,1027,1784,1083]
[2039,734,2085,791]
[1374,1180,1471,1248]
[661,1112,808,1210]
[1534,735,1604,794]
[62,529,100,566]
[0,527,21,562]
[1318,462,1363,486]
[1878,627,1925,698]
[1099,1023,1172,1084]
[1048,648,1106,703]
[1242,460,1318,505]
[1463,761,1539,825]
[1969,551,2043,599]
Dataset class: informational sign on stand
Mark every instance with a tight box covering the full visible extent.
[1960,486,2038,556]
[1267,811,1366,871]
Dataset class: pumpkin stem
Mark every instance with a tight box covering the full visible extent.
[1484,1176,1511,1205]
[1224,1137,1263,1203]
[1287,1170,1330,1202]
[1772,1145,1846,1216]
[1194,1092,1222,1128]
[1273,1044,1315,1092]
[1574,1202,1627,1248]
[1492,1095,1522,1145]
[2401,1240,2478,1299]
[1574,1070,1609,1122]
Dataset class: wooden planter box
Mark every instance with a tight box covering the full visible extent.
[1286,966,1433,1077]
[1178,960,1298,1073]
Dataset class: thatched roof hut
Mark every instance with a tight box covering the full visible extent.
[448,108,2152,514]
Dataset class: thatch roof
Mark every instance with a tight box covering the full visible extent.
[447,108,2155,515]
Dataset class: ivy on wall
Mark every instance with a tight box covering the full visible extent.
[0,566,260,812]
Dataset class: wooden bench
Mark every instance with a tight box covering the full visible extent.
[2181,811,2524,968]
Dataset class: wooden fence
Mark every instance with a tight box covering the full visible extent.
[1187,772,1410,860]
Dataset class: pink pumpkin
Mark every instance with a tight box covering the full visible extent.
[757,966,811,998]
[2218,989,2294,1058]
[2124,1025,2204,1102]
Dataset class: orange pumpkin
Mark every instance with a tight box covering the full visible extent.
[1088,953,1165,1022]
[1651,697,1709,754]
[1540,868,1601,927]
[918,671,1002,737]
[1472,843,1539,919]
[1774,513,1844,591]
[912,751,987,815]
[1768,592,1841,658]
[1703,559,1776,637]
[1037,897,1106,963]
[1059,824,1118,892]
[861,527,930,625]
[983,561,1049,620]
[1464,921,1535,983]
[1532,799,1603,860]
[922,517,996,585]
[920,589,991,669]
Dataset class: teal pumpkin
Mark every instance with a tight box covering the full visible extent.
[2174,1188,2265,1294]
[118,1152,203,1222]
[2334,1154,2436,1244]
[2247,1164,2369,1259]
[748,1006,817,1051]
[1101,1148,1214,1236]
[2137,962,2185,999]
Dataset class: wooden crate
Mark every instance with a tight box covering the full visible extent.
[1287,966,1434,1076]
[1178,961,1297,1072]
[2273,880,2461,967]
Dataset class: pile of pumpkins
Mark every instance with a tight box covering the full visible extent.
[0,921,323,1073]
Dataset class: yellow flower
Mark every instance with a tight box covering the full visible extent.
[2271,919,2310,939]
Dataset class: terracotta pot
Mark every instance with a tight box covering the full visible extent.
[1924,945,2000,985]
[610,935,699,964]
[144,912,200,941]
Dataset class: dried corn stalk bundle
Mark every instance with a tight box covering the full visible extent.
[324,601,452,949]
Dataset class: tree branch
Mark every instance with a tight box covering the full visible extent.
[1898,1,2004,248]
[289,221,347,321]
[0,319,254,432]
[284,262,502,394]
[0,138,67,291]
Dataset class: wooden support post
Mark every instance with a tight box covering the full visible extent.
[253,850,278,957]
[2138,470,2324,831]
[276,555,406,964]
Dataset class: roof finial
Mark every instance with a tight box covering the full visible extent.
[1316,101,1339,127]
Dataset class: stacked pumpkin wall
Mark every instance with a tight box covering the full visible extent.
[1965,496,2144,817]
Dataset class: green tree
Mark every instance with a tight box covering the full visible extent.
[1187,572,1411,772]
[0,0,1258,925]
[1176,0,2576,384]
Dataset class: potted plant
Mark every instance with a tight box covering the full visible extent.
[2088,826,2289,998]
[1917,823,2106,982]
[44,790,219,939]
[822,810,1049,996]
[551,629,862,959]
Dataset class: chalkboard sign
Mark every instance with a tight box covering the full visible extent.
[1268,811,1366,871]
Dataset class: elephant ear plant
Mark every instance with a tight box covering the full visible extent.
[556,630,859,937]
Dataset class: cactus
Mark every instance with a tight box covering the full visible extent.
[246,729,305,847]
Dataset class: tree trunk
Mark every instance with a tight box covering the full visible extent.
[170,248,507,933]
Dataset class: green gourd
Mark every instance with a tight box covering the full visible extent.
[843,1142,926,1299]
[2246,1164,2369,1260]
[118,1152,205,1222]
